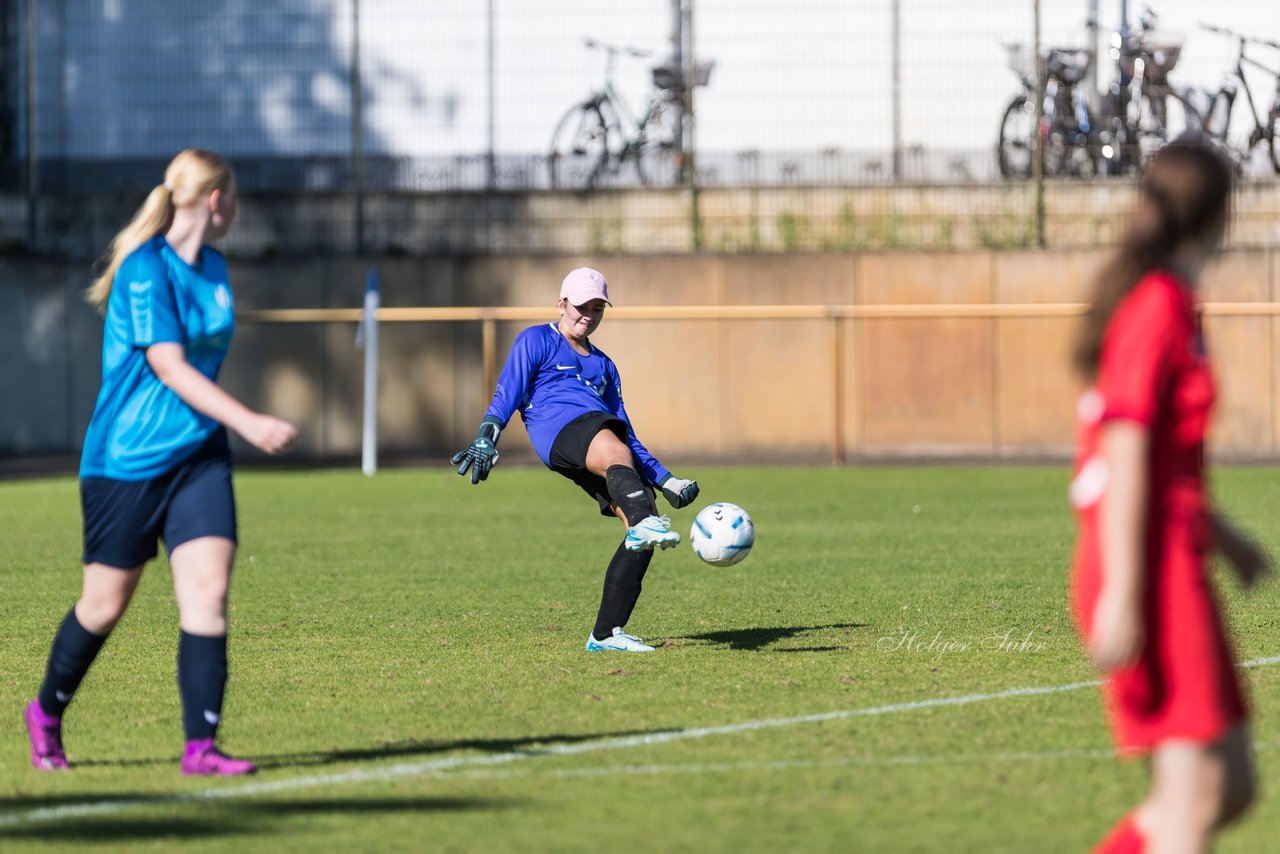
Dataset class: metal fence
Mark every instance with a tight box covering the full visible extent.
[1,0,1278,253]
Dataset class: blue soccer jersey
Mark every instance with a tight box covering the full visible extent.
[485,323,670,486]
[80,236,235,480]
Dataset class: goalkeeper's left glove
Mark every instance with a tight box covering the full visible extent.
[660,475,699,509]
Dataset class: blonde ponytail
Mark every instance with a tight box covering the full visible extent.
[87,184,175,308]
[86,149,234,309]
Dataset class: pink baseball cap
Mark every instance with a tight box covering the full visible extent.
[559,267,612,307]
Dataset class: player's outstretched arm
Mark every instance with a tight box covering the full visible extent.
[659,475,699,509]
[451,416,502,485]
[147,343,297,454]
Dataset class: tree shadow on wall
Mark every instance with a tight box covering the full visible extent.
[42,0,457,196]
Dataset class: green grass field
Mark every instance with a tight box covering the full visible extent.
[2,465,1279,852]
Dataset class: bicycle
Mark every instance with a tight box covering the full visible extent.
[1198,22,1280,174]
[995,6,1200,180]
[547,37,712,190]
[997,42,1098,179]
[1100,6,1202,174]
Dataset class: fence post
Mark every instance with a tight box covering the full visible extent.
[682,0,702,250]
[670,0,684,178]
[357,268,379,476]
[1085,0,1101,115]
[350,0,365,254]
[1032,0,1046,248]
[24,0,38,250]
[486,0,496,190]
[830,309,846,466]
[480,312,498,405]
[891,0,901,180]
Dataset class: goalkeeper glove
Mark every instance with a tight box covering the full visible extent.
[659,474,699,509]
[451,417,502,484]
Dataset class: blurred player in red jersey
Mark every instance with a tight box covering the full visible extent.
[1070,137,1273,854]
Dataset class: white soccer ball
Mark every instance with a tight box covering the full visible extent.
[690,502,755,566]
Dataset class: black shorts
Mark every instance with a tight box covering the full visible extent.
[81,431,237,569]
[549,411,630,518]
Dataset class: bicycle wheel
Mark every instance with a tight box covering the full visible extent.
[1042,111,1089,178]
[1132,87,1203,167]
[1269,108,1279,174]
[548,101,614,190]
[997,95,1037,179]
[632,98,681,186]
[1202,88,1252,173]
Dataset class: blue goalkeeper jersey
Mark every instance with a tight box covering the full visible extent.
[80,236,235,481]
[484,323,671,486]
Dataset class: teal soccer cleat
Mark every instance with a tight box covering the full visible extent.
[624,515,680,552]
[585,627,656,652]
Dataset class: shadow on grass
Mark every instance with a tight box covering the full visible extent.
[252,728,667,771]
[73,728,667,772]
[673,623,868,651]
[774,646,845,653]
[0,796,508,842]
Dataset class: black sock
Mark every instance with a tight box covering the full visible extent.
[592,543,654,640]
[37,608,110,718]
[605,465,652,526]
[177,631,229,741]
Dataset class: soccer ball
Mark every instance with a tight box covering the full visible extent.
[690,502,755,566]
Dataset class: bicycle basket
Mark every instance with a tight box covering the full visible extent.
[1046,48,1089,84]
[1125,36,1183,83]
[1005,43,1032,79]
[651,65,680,90]
[651,60,714,91]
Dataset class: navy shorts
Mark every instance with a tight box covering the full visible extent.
[81,432,237,569]
[549,411,635,518]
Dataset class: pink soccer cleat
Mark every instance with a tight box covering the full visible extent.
[25,699,70,771]
[181,738,258,776]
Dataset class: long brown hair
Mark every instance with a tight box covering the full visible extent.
[1073,140,1232,379]
[87,149,234,309]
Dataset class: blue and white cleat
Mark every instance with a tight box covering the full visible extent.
[624,515,681,552]
[586,627,656,652]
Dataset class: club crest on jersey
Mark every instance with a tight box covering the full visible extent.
[214,284,232,310]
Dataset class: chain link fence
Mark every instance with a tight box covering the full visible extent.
[1,0,1277,254]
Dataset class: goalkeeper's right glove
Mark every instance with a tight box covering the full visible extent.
[450,417,502,484]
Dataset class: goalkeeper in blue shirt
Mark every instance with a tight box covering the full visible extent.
[452,267,699,653]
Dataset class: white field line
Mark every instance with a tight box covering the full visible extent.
[438,747,1120,782]
[2,655,1277,829]
[445,729,1280,785]
[402,732,1280,784]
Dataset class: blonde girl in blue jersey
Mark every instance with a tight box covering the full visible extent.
[452,267,700,652]
[24,149,296,775]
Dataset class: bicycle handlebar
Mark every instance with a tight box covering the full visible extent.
[1198,22,1234,37]
[1200,21,1279,51]
[582,37,651,59]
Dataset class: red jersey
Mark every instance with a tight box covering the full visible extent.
[1069,268,1213,526]
[1069,268,1245,753]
